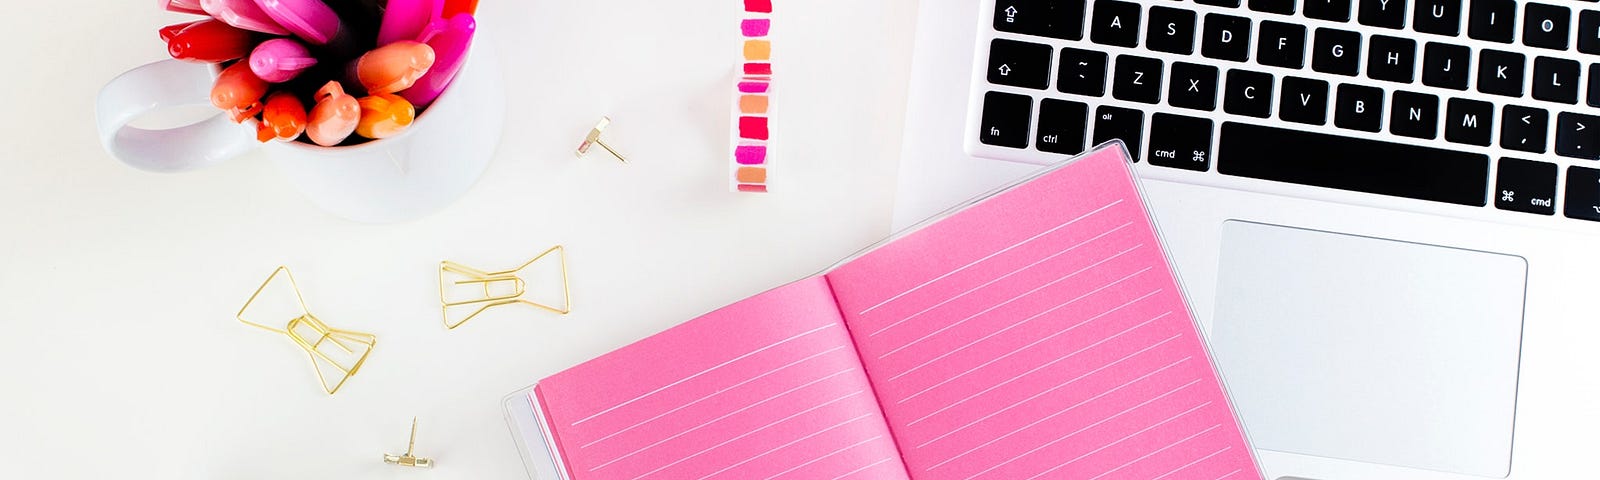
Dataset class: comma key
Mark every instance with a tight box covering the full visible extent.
[1147,113,1213,171]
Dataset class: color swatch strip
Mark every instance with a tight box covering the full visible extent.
[732,2,773,193]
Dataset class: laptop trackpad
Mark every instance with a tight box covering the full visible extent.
[1212,221,1525,478]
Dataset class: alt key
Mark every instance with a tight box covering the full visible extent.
[1564,166,1600,221]
[1494,158,1556,215]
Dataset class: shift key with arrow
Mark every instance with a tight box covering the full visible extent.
[987,38,1053,90]
[1556,112,1600,160]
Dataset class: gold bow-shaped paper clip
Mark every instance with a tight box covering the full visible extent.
[237,266,376,395]
[438,245,571,330]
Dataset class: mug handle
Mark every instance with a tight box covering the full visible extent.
[95,59,257,173]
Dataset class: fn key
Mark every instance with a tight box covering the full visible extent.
[979,91,1032,148]
[1148,113,1214,171]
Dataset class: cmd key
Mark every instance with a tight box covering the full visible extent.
[994,0,1087,40]
[1148,113,1214,171]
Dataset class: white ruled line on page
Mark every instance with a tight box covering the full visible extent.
[624,390,867,479]
[1021,402,1215,480]
[760,435,884,480]
[590,368,857,472]
[877,260,1151,361]
[572,323,835,426]
[692,413,874,480]
[829,457,895,480]
[868,222,1135,338]
[581,346,848,449]
[857,200,1123,316]
[929,377,1204,472]
[1151,446,1233,480]
[1085,424,1224,480]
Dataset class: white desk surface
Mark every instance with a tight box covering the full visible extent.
[0,1,917,477]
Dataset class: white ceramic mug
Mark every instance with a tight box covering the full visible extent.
[95,32,506,223]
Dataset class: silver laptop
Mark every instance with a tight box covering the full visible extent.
[896,0,1598,478]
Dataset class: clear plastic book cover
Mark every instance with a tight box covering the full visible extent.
[501,141,1263,479]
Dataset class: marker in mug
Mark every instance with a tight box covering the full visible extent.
[166,19,256,63]
[347,41,436,95]
[201,0,290,35]
[401,13,475,108]
[250,38,318,83]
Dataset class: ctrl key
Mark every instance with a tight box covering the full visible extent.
[979,91,1033,149]
[1494,158,1556,215]
[1564,166,1600,221]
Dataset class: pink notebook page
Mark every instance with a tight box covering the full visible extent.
[826,147,1261,480]
[534,277,908,480]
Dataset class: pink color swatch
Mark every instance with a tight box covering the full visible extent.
[735,145,767,165]
[744,63,773,75]
[737,81,769,93]
[742,19,770,37]
[531,147,1262,480]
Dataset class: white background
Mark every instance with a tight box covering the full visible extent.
[0,1,917,477]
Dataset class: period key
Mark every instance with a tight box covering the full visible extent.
[1148,113,1214,171]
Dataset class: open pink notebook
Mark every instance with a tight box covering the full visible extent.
[529,146,1262,480]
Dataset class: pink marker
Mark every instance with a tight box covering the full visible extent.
[249,38,318,83]
[201,0,290,35]
[377,0,443,46]
[400,13,475,108]
[252,0,341,46]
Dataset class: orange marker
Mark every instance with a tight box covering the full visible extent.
[355,94,416,139]
[348,41,435,95]
[257,92,308,142]
[307,81,361,146]
[210,62,268,123]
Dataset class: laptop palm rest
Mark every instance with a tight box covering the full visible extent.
[1211,220,1525,478]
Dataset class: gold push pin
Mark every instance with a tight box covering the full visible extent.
[383,417,435,468]
[576,116,628,163]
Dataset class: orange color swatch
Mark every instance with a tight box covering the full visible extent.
[736,167,768,183]
[743,40,771,61]
[739,95,768,114]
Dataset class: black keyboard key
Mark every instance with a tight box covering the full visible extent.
[1413,0,1463,36]
[1367,35,1417,83]
[1249,0,1297,15]
[1313,28,1363,75]
[1532,57,1582,104]
[1280,76,1331,125]
[1036,98,1089,154]
[1057,47,1109,96]
[1202,14,1253,62]
[1335,83,1385,131]
[1305,0,1353,21]
[1169,62,1221,111]
[1195,0,1242,6]
[1477,50,1526,97]
[1523,3,1571,50]
[1391,91,1440,139]
[1090,0,1142,47]
[1112,55,1164,103]
[1218,122,1489,206]
[1501,105,1549,153]
[994,0,1087,40]
[987,39,1054,90]
[1591,64,1600,107]
[1468,0,1517,43]
[979,92,1033,148]
[1358,0,1408,28]
[1148,113,1215,171]
[1581,10,1600,54]
[1565,166,1600,220]
[1557,112,1600,159]
[1444,98,1495,146]
[1225,69,1275,117]
[1421,42,1471,90]
[1258,21,1308,69]
[1147,6,1198,55]
[1093,105,1145,160]
[1495,158,1557,215]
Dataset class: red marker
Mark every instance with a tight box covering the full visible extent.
[166,19,256,63]
[158,20,205,43]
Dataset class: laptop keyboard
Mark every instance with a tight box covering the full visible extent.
[973,0,1600,220]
